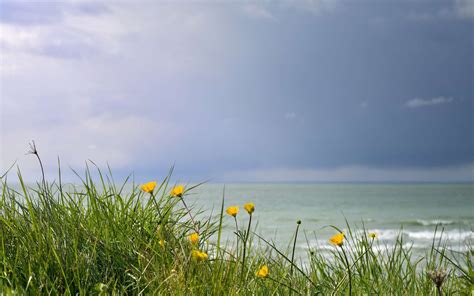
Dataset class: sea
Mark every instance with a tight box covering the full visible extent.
[189,183,473,259]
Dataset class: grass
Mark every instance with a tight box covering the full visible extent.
[0,158,473,294]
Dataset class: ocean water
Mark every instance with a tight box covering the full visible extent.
[189,183,474,258]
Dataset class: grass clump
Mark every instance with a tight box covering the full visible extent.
[0,159,472,294]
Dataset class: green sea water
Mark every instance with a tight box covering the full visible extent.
[190,183,474,257]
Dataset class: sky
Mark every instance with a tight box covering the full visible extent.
[0,0,473,183]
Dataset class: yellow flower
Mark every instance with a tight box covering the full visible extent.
[256,265,269,278]
[244,203,255,215]
[189,232,199,245]
[226,206,239,217]
[191,250,208,261]
[170,185,184,197]
[329,232,345,246]
[369,232,377,239]
[159,239,166,247]
[141,181,157,193]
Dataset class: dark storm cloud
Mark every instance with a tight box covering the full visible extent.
[1,0,472,182]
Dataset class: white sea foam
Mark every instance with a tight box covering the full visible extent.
[303,229,473,253]
[312,244,337,251]
[405,229,473,241]
[366,229,400,240]
[415,219,454,226]
[364,229,474,241]
[305,241,472,256]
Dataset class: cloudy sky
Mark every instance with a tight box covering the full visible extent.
[0,0,473,183]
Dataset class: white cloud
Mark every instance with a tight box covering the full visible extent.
[0,3,138,59]
[242,4,276,21]
[0,1,233,180]
[0,24,42,50]
[282,0,340,15]
[405,97,454,108]
[221,164,474,183]
[454,0,474,19]
[404,0,474,22]
[241,0,340,20]
[1,113,163,175]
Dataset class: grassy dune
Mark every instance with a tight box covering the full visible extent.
[0,162,472,295]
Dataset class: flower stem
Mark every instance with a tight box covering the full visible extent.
[241,214,252,283]
[150,192,162,219]
[289,222,301,295]
[340,246,352,295]
[180,196,199,232]
[234,216,240,257]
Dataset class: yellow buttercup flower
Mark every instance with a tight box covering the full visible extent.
[244,203,255,215]
[369,232,377,239]
[159,239,166,247]
[141,181,157,193]
[189,232,199,245]
[170,185,184,197]
[329,232,345,247]
[226,206,239,217]
[256,265,269,278]
[191,250,208,261]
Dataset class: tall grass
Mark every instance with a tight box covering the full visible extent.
[0,160,472,294]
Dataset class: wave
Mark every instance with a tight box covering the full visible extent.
[367,228,473,241]
[400,219,458,226]
[365,228,473,241]
[304,241,472,254]
[302,229,473,252]
[405,229,473,241]
[367,229,400,240]
[415,219,455,226]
